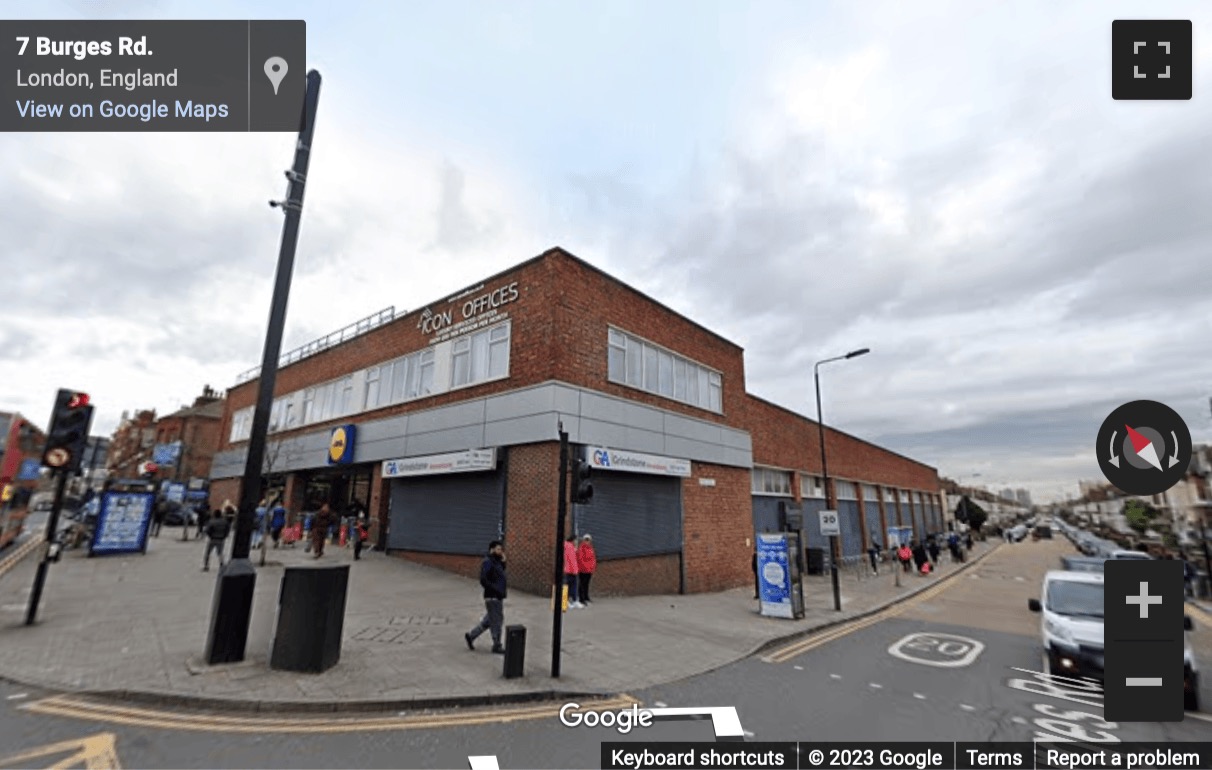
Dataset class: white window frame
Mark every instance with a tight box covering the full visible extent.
[801,474,825,499]
[835,480,859,500]
[607,327,724,414]
[752,467,793,497]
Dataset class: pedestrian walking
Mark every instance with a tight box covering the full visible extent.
[270,499,287,548]
[312,504,333,558]
[926,538,940,566]
[464,540,507,654]
[202,506,232,571]
[867,541,881,575]
[151,498,167,537]
[911,540,929,576]
[563,535,581,608]
[196,505,210,538]
[577,534,597,604]
[252,499,267,549]
[303,509,314,553]
[353,518,368,560]
[897,543,912,572]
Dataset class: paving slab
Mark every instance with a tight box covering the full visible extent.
[0,525,998,709]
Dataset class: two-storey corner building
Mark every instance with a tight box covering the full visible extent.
[208,247,945,596]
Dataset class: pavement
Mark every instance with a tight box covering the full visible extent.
[0,521,997,711]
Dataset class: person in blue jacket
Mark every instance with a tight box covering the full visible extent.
[464,540,507,654]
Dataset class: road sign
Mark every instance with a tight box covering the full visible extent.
[819,509,840,536]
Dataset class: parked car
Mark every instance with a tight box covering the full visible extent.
[1109,549,1152,561]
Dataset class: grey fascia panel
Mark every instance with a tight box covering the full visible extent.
[359,413,409,444]
[484,413,562,447]
[622,425,666,454]
[406,399,486,434]
[721,428,753,451]
[577,417,628,450]
[662,413,724,444]
[405,424,488,456]
[551,383,582,415]
[485,386,556,421]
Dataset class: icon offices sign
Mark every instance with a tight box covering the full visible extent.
[417,281,521,338]
[1112,20,1192,100]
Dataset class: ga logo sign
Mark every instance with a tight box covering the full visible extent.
[328,424,357,465]
[592,449,611,468]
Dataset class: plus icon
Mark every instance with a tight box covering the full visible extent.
[1125,581,1163,618]
[1112,20,1192,100]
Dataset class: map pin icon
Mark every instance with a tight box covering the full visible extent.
[264,56,288,95]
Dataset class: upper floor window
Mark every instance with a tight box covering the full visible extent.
[607,327,722,413]
[452,322,511,388]
[835,481,858,500]
[801,474,825,499]
[752,467,793,496]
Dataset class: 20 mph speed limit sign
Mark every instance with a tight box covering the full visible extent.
[819,509,840,536]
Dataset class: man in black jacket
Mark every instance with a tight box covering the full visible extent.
[464,540,507,654]
[202,509,232,571]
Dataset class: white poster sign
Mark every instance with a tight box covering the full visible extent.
[586,447,691,477]
[382,449,497,478]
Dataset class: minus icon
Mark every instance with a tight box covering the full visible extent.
[1126,677,1163,686]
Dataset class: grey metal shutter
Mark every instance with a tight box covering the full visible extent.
[573,472,681,559]
[864,502,883,548]
[751,496,783,536]
[912,502,925,540]
[838,501,862,556]
[801,498,828,550]
[387,470,504,554]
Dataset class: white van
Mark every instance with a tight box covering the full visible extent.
[1109,549,1152,561]
[1028,569,1199,710]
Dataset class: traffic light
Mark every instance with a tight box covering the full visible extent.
[42,389,93,474]
[571,458,593,505]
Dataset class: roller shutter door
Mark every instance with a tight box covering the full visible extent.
[751,496,784,536]
[864,502,883,547]
[573,472,681,559]
[838,501,862,556]
[387,470,505,554]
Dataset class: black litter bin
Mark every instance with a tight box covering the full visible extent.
[806,547,827,575]
[504,625,525,678]
[270,564,350,673]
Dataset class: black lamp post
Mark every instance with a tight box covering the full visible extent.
[815,347,870,612]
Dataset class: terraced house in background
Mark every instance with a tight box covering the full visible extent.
[208,247,944,596]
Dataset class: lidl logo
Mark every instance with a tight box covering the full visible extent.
[327,424,356,465]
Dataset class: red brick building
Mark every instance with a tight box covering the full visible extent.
[152,386,225,484]
[106,409,157,480]
[209,248,942,595]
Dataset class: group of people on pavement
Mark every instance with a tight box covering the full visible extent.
[464,533,599,655]
[882,531,972,576]
[189,497,370,570]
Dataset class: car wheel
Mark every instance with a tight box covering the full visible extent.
[1185,672,1200,711]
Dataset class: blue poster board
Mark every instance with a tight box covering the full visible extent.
[17,458,42,480]
[757,533,793,618]
[90,491,154,556]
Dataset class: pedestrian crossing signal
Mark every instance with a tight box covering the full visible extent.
[41,389,93,473]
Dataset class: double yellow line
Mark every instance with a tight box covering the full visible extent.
[20,693,639,734]
[0,530,43,580]
[761,550,994,664]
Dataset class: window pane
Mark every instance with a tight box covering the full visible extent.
[419,357,434,395]
[643,344,659,391]
[687,363,699,404]
[658,352,673,397]
[472,329,490,381]
[709,378,722,412]
[697,368,709,408]
[608,328,624,347]
[673,359,687,400]
[608,345,624,382]
[452,347,470,386]
[341,377,353,414]
[406,354,421,397]
[489,338,509,378]
[625,338,642,387]
[491,323,510,342]
[392,360,408,402]
[302,390,315,423]
[366,378,380,410]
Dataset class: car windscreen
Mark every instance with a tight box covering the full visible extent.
[1047,580,1104,619]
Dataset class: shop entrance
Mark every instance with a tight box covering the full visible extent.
[303,465,372,515]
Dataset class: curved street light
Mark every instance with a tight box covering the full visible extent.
[814,347,870,612]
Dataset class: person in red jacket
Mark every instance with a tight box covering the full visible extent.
[563,535,581,608]
[577,534,597,605]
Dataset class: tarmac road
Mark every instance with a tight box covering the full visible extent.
[2,536,1211,769]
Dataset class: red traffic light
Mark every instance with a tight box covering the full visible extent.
[67,392,90,409]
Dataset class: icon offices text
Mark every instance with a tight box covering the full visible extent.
[1112,20,1192,100]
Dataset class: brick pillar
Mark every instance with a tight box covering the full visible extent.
[282,473,306,525]
[856,484,870,549]
[368,462,389,550]
[876,486,889,548]
[504,443,560,595]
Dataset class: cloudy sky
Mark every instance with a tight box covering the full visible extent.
[4,1,1211,502]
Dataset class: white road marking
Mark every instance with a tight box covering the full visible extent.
[960,704,976,711]
[830,674,842,680]
[653,701,668,708]
[1014,576,1025,582]
[913,693,927,700]
[888,632,985,668]
[468,757,499,770]
[743,730,755,738]
[869,683,883,689]
[5,693,28,700]
[794,666,804,671]
[1012,716,1027,724]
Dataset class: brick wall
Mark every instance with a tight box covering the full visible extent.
[501,442,559,595]
[208,478,241,511]
[592,554,680,596]
[682,464,753,592]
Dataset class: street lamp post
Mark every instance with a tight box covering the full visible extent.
[815,347,870,613]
